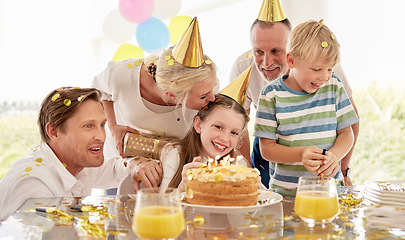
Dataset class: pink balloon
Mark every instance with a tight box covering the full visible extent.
[119,0,154,23]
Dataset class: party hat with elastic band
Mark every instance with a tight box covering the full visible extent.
[172,17,204,68]
[220,66,252,107]
[257,0,286,22]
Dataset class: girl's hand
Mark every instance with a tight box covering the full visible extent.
[302,146,326,174]
[108,124,138,157]
[178,156,203,191]
[316,151,340,178]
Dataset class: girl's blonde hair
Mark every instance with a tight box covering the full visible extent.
[144,47,216,107]
[167,94,249,188]
[289,20,340,67]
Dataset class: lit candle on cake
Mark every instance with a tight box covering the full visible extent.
[214,155,220,166]
[208,157,214,171]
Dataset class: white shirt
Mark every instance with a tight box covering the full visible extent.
[229,50,353,111]
[0,143,131,221]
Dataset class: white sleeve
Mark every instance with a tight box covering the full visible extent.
[159,144,181,192]
[92,61,115,101]
[229,59,243,84]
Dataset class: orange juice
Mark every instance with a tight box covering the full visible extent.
[133,206,185,239]
[294,191,339,220]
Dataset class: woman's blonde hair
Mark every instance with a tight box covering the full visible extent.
[144,47,216,107]
[167,94,249,188]
[289,20,340,67]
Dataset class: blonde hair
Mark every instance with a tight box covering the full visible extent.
[289,20,340,67]
[167,94,249,188]
[144,47,216,107]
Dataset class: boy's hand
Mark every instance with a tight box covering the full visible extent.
[302,146,326,174]
[316,151,340,178]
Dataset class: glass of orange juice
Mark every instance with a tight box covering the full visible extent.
[132,187,185,239]
[294,176,339,226]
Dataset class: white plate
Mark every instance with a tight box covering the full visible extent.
[362,188,405,203]
[181,190,283,214]
[364,180,405,197]
[362,189,405,207]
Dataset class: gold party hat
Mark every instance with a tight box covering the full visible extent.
[172,17,204,68]
[257,0,286,22]
[220,66,252,106]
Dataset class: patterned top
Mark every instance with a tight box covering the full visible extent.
[253,74,359,192]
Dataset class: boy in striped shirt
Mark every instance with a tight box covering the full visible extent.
[253,20,359,197]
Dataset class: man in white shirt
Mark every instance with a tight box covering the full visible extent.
[229,1,359,188]
[0,87,139,221]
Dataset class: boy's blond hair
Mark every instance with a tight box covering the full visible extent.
[289,20,340,67]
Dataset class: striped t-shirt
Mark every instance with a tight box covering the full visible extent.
[253,74,359,193]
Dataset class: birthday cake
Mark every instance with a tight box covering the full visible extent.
[185,157,260,206]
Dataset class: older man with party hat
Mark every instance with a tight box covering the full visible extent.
[230,0,359,188]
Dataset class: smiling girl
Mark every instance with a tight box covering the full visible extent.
[158,94,250,191]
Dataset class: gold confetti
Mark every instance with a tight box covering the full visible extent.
[331,33,336,40]
[134,60,143,66]
[249,224,259,229]
[193,216,204,226]
[35,158,43,163]
[205,59,212,65]
[76,218,107,238]
[62,163,67,168]
[127,64,134,68]
[321,41,328,48]
[51,93,60,101]
[339,193,362,206]
[214,173,223,182]
[164,55,171,60]
[77,95,85,101]
[167,59,174,66]
[64,99,71,106]
[25,167,32,172]
[343,222,354,227]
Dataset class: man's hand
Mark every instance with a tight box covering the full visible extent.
[129,157,163,193]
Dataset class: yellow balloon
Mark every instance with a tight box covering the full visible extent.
[112,43,144,62]
[168,15,193,45]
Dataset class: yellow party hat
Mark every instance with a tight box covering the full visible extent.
[172,17,204,68]
[220,66,252,106]
[257,0,286,22]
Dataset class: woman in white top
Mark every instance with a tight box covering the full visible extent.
[92,18,218,191]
